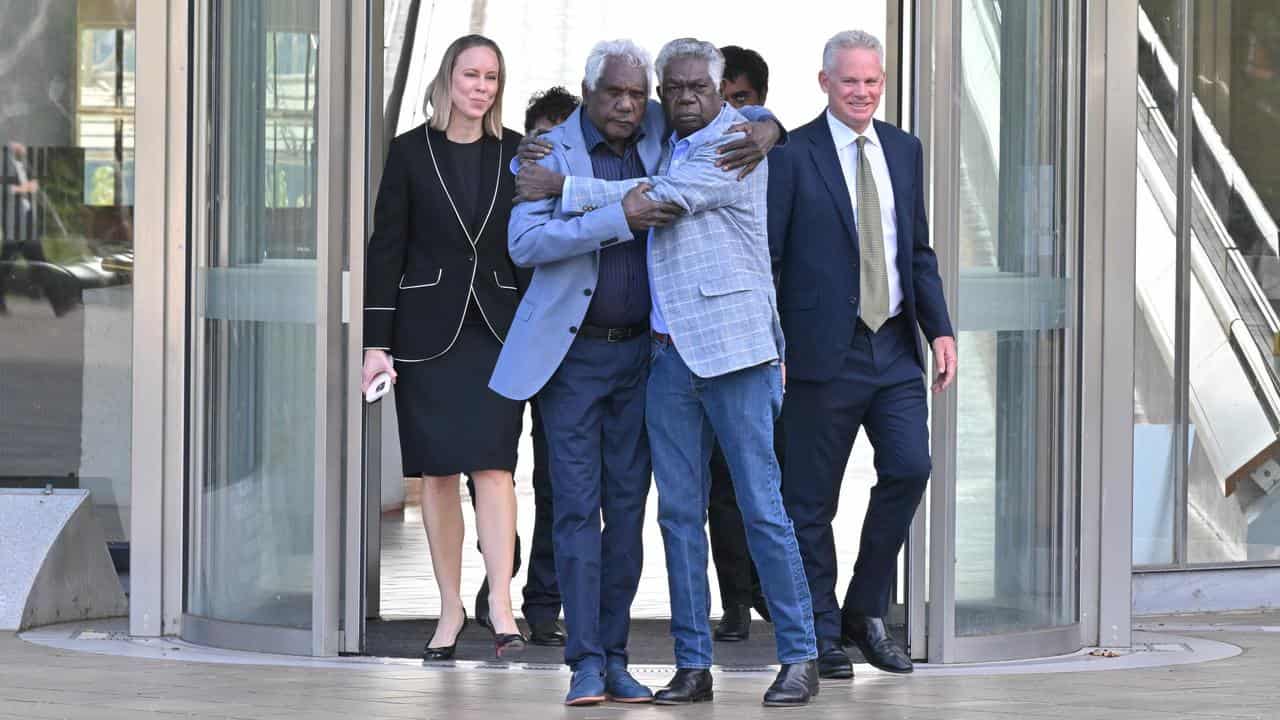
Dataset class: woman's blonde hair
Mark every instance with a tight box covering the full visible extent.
[424,35,505,138]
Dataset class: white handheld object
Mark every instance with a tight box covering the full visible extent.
[364,372,393,403]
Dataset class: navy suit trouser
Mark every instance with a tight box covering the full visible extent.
[520,402,562,623]
[538,333,650,672]
[781,314,931,643]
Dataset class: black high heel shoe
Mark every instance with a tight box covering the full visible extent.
[422,608,469,662]
[488,619,526,659]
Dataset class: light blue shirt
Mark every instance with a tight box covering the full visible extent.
[647,131,697,334]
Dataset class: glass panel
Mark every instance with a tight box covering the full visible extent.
[953,0,1076,636]
[1184,1,1280,563]
[1132,0,1184,567]
[0,2,135,559]
[188,0,321,628]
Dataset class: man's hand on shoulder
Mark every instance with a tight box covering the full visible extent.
[717,119,782,180]
[516,132,554,164]
[622,182,683,231]
[515,162,565,203]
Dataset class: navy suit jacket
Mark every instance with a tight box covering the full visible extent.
[768,114,953,382]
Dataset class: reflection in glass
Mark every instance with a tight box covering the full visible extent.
[1133,1,1280,565]
[188,0,320,629]
[1184,1,1280,564]
[0,1,135,553]
[1132,0,1183,567]
[953,0,1076,636]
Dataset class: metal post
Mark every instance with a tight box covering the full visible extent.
[1171,0,1193,565]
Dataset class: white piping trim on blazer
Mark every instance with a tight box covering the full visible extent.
[398,268,442,289]
[493,271,517,291]
[395,128,506,363]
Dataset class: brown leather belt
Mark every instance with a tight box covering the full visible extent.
[651,331,674,345]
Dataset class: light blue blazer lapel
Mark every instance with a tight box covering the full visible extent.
[558,106,594,178]
[552,107,601,266]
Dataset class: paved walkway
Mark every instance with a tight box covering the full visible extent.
[3,614,1278,719]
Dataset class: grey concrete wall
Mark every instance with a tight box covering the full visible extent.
[1134,566,1280,615]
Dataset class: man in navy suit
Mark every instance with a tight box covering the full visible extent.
[769,30,957,680]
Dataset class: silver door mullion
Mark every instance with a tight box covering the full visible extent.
[1171,0,1193,568]
[184,0,214,634]
[313,0,347,658]
[922,0,962,665]
[342,0,378,654]
[1059,0,1085,642]
[897,0,929,662]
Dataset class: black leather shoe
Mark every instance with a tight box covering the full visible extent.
[653,668,714,705]
[475,579,492,631]
[817,638,853,680]
[762,660,819,707]
[422,608,469,662]
[713,604,751,642]
[528,619,567,646]
[842,613,913,673]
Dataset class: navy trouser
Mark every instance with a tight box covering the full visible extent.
[781,314,931,642]
[538,334,650,672]
[520,402,561,623]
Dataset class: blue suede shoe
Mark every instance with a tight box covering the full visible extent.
[605,667,654,704]
[565,669,606,706]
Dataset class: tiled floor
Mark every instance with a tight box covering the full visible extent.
[4,614,1279,718]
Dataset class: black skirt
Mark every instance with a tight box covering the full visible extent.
[393,323,522,477]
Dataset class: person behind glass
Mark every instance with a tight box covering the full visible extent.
[0,142,46,315]
[705,45,776,644]
[360,34,527,662]
[469,86,582,649]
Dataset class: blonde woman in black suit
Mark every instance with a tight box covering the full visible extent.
[361,34,526,661]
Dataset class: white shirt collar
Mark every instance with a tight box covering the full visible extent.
[826,109,880,152]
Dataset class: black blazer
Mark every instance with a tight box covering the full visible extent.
[768,115,953,382]
[363,124,525,361]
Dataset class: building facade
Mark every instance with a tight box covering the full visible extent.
[0,0,1274,661]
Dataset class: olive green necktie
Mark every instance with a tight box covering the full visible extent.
[855,135,890,332]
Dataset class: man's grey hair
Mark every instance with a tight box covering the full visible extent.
[822,30,885,73]
[584,39,652,92]
[654,38,724,88]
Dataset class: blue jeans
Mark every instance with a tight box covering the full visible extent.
[647,340,817,668]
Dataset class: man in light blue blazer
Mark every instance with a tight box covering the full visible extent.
[533,39,820,708]
[489,40,780,707]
